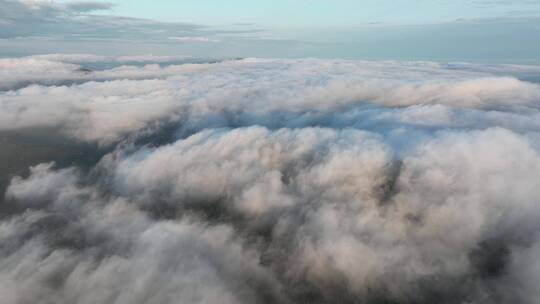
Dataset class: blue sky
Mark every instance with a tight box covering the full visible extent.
[90,0,540,26]
[1,0,540,62]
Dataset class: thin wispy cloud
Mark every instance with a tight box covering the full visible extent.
[65,1,114,12]
[0,0,247,41]
[169,36,220,43]
[1,0,539,61]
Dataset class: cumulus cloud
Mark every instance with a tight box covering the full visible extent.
[1,55,540,303]
[1,56,540,145]
[3,164,283,304]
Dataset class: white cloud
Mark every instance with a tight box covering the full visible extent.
[3,165,282,304]
[2,55,540,303]
[1,57,540,145]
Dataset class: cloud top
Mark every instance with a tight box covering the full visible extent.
[1,55,540,303]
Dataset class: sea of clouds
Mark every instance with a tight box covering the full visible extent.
[1,55,540,304]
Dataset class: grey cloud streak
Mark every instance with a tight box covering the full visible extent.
[1,55,540,303]
[0,0,252,42]
[65,1,114,12]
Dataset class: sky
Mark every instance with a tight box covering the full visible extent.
[1,0,540,62]
[79,0,540,27]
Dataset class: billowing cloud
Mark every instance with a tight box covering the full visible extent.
[1,56,540,144]
[1,55,540,303]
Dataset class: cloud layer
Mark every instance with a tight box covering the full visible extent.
[1,55,540,303]
[0,0,241,42]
